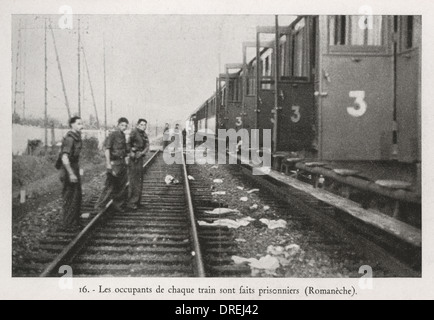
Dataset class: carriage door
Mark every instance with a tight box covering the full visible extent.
[256,30,275,146]
[277,17,315,152]
[217,77,228,130]
[242,42,258,132]
[395,16,421,162]
[319,15,394,160]
[225,64,243,131]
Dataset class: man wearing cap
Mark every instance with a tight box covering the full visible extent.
[95,117,130,212]
[127,118,149,210]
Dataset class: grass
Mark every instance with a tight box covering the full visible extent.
[12,137,105,222]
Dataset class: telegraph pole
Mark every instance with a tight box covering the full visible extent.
[13,19,22,117]
[82,42,100,128]
[103,34,107,136]
[44,18,48,150]
[110,100,113,128]
[22,19,27,120]
[77,18,81,116]
[49,21,71,118]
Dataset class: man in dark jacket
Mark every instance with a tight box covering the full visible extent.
[95,117,130,212]
[59,116,83,230]
[127,118,149,210]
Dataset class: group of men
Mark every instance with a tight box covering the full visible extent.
[58,116,149,230]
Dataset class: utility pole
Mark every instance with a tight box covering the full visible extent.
[82,42,100,128]
[110,100,113,128]
[44,18,48,151]
[103,34,107,137]
[49,21,71,118]
[22,19,27,120]
[13,19,22,116]
[77,18,81,117]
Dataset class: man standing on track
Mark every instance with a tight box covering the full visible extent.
[163,122,170,150]
[58,116,83,230]
[127,118,150,210]
[95,117,130,213]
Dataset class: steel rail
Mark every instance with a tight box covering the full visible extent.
[39,150,160,277]
[181,150,206,277]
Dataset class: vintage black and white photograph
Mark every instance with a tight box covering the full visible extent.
[7,3,424,294]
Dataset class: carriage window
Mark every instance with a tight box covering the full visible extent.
[265,56,269,75]
[329,15,383,46]
[399,16,420,51]
[291,18,308,77]
[260,49,274,90]
[280,35,290,77]
[407,16,413,48]
[247,78,256,95]
[247,64,256,95]
[228,78,241,102]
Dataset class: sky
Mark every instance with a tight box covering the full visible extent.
[12,14,296,127]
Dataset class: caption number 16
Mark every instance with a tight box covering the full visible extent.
[347,91,367,117]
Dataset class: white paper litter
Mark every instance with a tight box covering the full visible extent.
[211,165,219,169]
[249,255,280,270]
[165,175,180,185]
[232,255,280,271]
[247,188,260,194]
[165,175,174,184]
[232,256,255,265]
[213,179,223,183]
[237,186,244,190]
[284,244,301,256]
[267,244,301,258]
[263,205,270,211]
[80,213,90,219]
[233,244,302,275]
[252,166,271,175]
[187,175,195,180]
[240,197,248,202]
[211,191,226,195]
[266,245,285,256]
[235,238,247,242]
[249,204,258,211]
[198,216,254,229]
[204,208,240,215]
[265,244,302,266]
[259,218,287,229]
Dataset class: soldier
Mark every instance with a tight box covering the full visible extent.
[127,118,150,210]
[59,116,83,230]
[173,123,181,152]
[95,117,130,212]
[182,127,187,148]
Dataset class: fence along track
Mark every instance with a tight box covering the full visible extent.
[39,150,206,277]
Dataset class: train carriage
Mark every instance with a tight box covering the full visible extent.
[206,94,217,134]
[190,14,421,169]
[319,15,394,161]
[219,64,243,132]
[241,42,258,132]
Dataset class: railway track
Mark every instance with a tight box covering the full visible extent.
[14,150,248,277]
[15,149,418,278]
